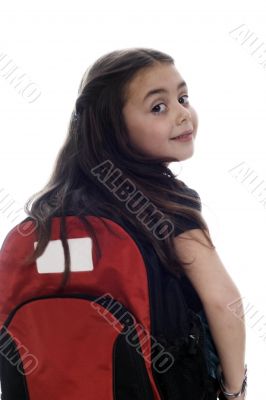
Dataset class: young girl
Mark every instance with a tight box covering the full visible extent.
[0,47,247,399]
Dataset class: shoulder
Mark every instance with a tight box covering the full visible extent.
[170,181,202,236]
[177,181,202,211]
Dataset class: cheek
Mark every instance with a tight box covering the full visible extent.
[142,120,170,143]
[123,109,171,149]
[127,120,148,143]
[126,115,154,141]
[190,106,198,128]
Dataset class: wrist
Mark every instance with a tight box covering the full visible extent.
[216,364,247,398]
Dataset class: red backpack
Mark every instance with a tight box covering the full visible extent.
[0,213,218,399]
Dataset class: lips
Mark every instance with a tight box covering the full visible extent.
[171,129,193,139]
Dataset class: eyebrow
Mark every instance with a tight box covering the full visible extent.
[143,80,187,103]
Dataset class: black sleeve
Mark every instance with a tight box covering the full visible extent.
[171,184,202,237]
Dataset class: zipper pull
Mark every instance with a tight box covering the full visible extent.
[188,334,199,354]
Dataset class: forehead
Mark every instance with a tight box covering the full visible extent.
[125,63,184,103]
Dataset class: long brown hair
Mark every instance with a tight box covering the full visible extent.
[23,47,215,291]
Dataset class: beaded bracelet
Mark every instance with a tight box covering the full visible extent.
[216,364,247,398]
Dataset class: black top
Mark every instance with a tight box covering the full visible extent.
[167,181,204,312]
[168,181,202,237]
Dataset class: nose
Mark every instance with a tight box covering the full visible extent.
[175,101,191,125]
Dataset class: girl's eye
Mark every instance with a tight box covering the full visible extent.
[179,95,189,105]
[151,95,189,115]
[151,103,167,114]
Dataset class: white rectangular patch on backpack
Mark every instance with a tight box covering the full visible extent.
[34,237,93,273]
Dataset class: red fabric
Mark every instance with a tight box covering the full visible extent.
[0,216,161,399]
[8,298,122,399]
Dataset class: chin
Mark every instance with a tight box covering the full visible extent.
[176,151,194,162]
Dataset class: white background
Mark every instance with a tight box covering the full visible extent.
[0,0,266,397]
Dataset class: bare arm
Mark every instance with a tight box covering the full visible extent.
[173,228,246,396]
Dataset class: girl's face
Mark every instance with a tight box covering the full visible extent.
[122,62,198,166]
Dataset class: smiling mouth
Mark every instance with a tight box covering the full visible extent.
[171,132,193,141]
[176,133,191,139]
[171,129,193,140]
